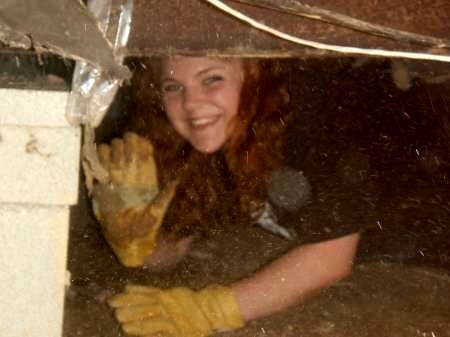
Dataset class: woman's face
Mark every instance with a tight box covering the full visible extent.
[161,56,244,153]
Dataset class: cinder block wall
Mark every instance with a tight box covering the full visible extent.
[0,89,80,337]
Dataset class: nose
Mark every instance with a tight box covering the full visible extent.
[182,86,203,113]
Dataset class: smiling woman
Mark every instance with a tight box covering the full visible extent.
[161,57,244,154]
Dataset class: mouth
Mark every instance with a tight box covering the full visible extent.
[190,116,220,129]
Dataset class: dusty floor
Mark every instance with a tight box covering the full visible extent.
[63,59,450,337]
[64,184,450,337]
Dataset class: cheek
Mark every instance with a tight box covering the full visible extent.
[213,87,241,119]
[163,99,182,123]
[165,112,188,139]
[225,90,241,120]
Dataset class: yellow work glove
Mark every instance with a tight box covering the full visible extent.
[92,132,177,267]
[108,284,245,337]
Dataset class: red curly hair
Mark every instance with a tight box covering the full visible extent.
[127,57,291,239]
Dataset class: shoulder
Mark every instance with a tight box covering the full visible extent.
[269,110,381,243]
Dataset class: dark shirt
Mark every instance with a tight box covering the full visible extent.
[269,108,381,245]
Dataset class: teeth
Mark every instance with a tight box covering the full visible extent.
[191,117,217,126]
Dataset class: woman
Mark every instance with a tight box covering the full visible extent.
[93,56,374,337]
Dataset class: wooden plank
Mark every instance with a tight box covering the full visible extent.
[128,0,450,57]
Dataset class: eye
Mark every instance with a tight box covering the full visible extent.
[202,75,224,86]
[162,83,183,93]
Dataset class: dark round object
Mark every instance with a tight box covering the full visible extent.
[268,167,311,212]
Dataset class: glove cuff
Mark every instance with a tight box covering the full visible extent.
[93,182,178,268]
[196,285,245,332]
[107,227,158,267]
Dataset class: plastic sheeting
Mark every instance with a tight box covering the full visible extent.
[66,0,133,127]
[0,0,128,79]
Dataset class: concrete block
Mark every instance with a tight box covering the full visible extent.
[0,87,81,337]
[0,89,70,127]
[0,204,70,337]
[0,126,81,205]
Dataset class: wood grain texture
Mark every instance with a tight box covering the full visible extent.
[128,0,450,56]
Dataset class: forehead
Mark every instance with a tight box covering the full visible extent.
[162,56,242,78]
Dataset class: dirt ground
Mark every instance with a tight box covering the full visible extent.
[64,184,450,337]
[63,59,450,337]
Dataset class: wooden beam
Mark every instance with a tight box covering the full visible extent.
[127,0,450,57]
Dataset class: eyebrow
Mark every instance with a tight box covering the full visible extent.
[196,66,224,77]
[161,65,225,83]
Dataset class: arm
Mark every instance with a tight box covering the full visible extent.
[108,231,360,337]
[232,232,360,322]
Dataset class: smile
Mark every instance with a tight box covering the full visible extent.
[190,116,220,128]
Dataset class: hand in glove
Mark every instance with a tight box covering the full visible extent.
[92,132,177,267]
[108,284,244,337]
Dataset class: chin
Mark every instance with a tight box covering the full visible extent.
[194,145,220,154]
[192,140,223,154]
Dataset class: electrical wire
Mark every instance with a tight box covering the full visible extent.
[205,0,450,63]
